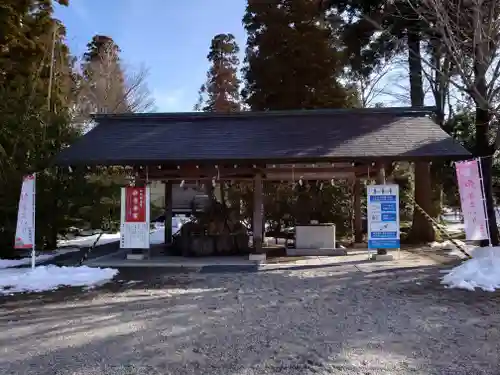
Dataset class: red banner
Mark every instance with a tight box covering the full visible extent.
[124,187,146,223]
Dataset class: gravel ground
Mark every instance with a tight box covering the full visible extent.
[0,261,499,375]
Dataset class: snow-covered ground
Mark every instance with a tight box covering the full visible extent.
[0,265,118,295]
[1,227,166,270]
[58,233,121,248]
[0,234,117,270]
[428,239,500,292]
[0,247,82,269]
[440,207,500,234]
[441,246,500,292]
[150,226,165,245]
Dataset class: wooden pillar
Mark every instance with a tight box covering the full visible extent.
[164,181,173,245]
[354,178,363,243]
[377,165,386,184]
[253,173,264,253]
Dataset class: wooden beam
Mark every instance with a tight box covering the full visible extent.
[138,165,381,180]
[164,181,173,245]
[252,173,264,253]
[354,178,363,243]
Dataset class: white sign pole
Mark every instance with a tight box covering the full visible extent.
[15,174,36,269]
[476,158,492,247]
[31,174,36,269]
[120,187,126,249]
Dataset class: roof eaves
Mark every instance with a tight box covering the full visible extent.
[53,151,471,168]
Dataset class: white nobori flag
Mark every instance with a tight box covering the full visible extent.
[15,174,36,268]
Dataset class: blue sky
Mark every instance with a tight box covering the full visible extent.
[55,0,247,112]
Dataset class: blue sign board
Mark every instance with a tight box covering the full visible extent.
[366,184,400,250]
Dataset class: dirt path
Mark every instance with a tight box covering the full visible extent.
[0,262,499,375]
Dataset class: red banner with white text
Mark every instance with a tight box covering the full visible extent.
[124,187,146,223]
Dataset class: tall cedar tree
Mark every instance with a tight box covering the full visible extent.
[0,0,79,252]
[322,0,437,243]
[0,0,68,85]
[80,35,129,113]
[196,34,241,112]
[242,0,353,110]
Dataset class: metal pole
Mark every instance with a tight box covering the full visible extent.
[367,166,371,260]
[31,174,37,269]
[47,24,57,111]
[477,157,492,247]
[146,167,150,259]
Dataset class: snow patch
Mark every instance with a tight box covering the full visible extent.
[0,265,118,295]
[1,228,166,270]
[0,248,79,269]
[441,246,500,292]
[150,227,165,245]
[429,240,467,251]
[58,232,121,248]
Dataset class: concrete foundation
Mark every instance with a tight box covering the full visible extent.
[287,248,347,256]
[249,253,266,263]
[369,254,394,261]
[127,253,146,260]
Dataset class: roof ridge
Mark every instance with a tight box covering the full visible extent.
[93,106,437,122]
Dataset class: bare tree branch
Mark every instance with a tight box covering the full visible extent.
[406,0,500,111]
[72,44,155,128]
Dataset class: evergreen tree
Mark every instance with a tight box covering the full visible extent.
[79,35,129,114]
[0,0,77,253]
[322,0,437,243]
[195,33,241,112]
[84,35,120,62]
[0,0,68,85]
[242,0,353,110]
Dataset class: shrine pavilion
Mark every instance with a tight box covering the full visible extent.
[54,107,471,257]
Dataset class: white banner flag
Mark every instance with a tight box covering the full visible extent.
[15,174,36,250]
[455,160,489,241]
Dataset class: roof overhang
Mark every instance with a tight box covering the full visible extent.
[54,107,472,167]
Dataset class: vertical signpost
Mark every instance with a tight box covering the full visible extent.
[15,174,36,269]
[455,159,490,244]
[367,184,400,258]
[120,186,151,253]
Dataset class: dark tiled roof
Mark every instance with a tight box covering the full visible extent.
[54,108,471,166]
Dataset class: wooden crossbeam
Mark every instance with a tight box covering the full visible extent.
[137,165,381,180]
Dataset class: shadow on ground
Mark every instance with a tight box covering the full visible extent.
[0,262,499,375]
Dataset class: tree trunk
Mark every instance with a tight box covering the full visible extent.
[472,8,499,246]
[429,51,446,222]
[407,29,435,243]
[204,181,216,209]
[475,107,499,246]
[430,162,444,219]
